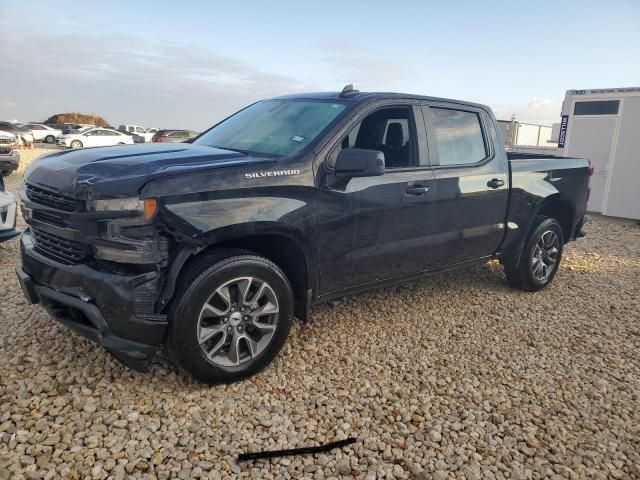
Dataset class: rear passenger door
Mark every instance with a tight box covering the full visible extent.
[422,103,509,266]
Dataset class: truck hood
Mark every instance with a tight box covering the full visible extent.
[24,143,274,199]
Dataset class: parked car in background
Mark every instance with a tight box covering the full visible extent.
[46,124,80,135]
[118,125,158,143]
[0,122,35,147]
[151,129,198,143]
[0,172,19,243]
[57,127,135,149]
[23,123,62,144]
[0,130,20,176]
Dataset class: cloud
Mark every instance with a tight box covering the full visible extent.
[0,21,308,130]
[318,38,413,91]
[527,97,554,110]
[492,97,562,126]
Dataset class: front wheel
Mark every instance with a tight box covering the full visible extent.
[70,140,83,149]
[167,251,294,384]
[504,216,564,291]
[45,135,55,144]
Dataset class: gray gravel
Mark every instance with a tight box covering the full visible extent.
[1,150,639,479]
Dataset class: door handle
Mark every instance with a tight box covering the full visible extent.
[406,186,430,196]
[487,178,505,189]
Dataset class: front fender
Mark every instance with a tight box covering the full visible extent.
[157,192,318,303]
[162,195,311,239]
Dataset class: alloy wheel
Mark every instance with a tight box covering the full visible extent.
[196,276,279,367]
[531,230,560,282]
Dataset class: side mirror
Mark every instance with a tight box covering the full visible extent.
[334,148,385,178]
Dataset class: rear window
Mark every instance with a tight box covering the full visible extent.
[574,100,619,116]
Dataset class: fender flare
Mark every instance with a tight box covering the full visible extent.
[156,222,317,316]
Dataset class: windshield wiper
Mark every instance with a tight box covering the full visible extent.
[209,145,249,155]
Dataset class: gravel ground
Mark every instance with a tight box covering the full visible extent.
[1,149,639,479]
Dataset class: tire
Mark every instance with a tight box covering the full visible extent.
[167,250,294,384]
[504,216,564,291]
[45,135,55,144]
[70,140,83,149]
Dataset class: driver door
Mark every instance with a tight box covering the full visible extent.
[317,103,437,294]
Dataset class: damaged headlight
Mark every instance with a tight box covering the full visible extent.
[87,197,158,221]
[87,197,166,264]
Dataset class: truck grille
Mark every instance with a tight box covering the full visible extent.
[31,227,90,264]
[0,138,12,145]
[0,145,11,154]
[26,184,79,212]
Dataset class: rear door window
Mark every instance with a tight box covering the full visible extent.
[429,108,487,166]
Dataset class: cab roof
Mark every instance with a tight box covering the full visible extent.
[272,90,489,111]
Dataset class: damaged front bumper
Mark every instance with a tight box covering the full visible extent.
[18,231,167,371]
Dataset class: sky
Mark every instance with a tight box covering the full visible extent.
[1,0,639,130]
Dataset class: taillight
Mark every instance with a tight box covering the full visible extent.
[588,166,594,177]
[154,135,167,142]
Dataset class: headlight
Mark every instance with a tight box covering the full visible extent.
[88,197,164,264]
[87,197,158,221]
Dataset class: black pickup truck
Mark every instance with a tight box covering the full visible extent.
[16,86,590,383]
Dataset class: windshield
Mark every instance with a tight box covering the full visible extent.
[195,99,346,157]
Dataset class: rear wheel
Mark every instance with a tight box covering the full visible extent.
[167,251,294,384]
[504,216,564,291]
[45,135,55,144]
[70,140,83,149]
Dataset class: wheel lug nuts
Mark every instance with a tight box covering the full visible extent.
[227,326,232,333]
[237,326,243,332]
[244,316,250,320]
[223,317,228,323]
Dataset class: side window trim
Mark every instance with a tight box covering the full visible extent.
[324,102,432,173]
[422,102,495,169]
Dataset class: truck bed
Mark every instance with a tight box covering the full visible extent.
[507,152,589,174]
[507,152,578,161]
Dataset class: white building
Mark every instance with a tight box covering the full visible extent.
[558,87,640,220]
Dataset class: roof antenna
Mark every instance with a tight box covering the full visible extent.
[339,84,360,98]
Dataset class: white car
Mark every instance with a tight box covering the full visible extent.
[119,125,157,143]
[58,127,135,149]
[23,123,62,144]
[0,130,20,176]
[0,173,19,243]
